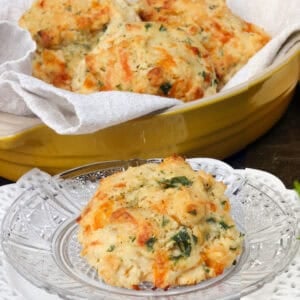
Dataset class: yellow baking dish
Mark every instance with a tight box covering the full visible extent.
[0,45,299,181]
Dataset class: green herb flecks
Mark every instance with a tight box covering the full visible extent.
[192,234,198,244]
[294,180,300,196]
[145,23,152,31]
[107,245,115,252]
[219,221,233,230]
[170,254,184,262]
[97,80,104,88]
[206,217,216,223]
[184,37,193,45]
[162,215,169,227]
[159,24,167,32]
[146,237,157,251]
[129,236,136,242]
[116,84,123,90]
[159,82,172,95]
[200,71,207,80]
[102,23,108,32]
[211,78,218,86]
[159,176,193,189]
[229,246,237,251]
[209,4,217,9]
[188,209,197,216]
[171,228,192,258]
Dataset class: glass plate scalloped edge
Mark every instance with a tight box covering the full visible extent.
[1,158,299,300]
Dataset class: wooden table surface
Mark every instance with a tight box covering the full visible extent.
[0,85,299,188]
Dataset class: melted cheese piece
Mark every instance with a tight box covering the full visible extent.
[77,155,243,289]
[72,22,217,101]
[135,0,270,87]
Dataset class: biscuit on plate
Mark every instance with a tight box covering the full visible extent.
[77,155,243,289]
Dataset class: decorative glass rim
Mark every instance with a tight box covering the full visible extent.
[1,158,299,300]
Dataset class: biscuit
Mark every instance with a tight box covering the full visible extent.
[19,0,139,90]
[77,155,243,289]
[72,22,218,101]
[136,0,270,86]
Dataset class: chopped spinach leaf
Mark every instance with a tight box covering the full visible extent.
[129,236,136,242]
[188,209,197,216]
[159,24,167,32]
[171,228,192,257]
[192,234,198,244]
[107,245,115,252]
[219,221,233,230]
[170,254,184,262]
[201,71,207,80]
[145,23,152,31]
[162,215,169,227]
[102,23,108,32]
[159,82,172,95]
[212,78,218,86]
[97,80,104,88]
[184,37,193,45]
[205,232,210,240]
[206,217,216,223]
[159,176,192,189]
[146,237,157,251]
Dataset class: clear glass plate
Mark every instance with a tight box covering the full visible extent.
[1,158,299,300]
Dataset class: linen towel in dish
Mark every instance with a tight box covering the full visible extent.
[0,0,299,135]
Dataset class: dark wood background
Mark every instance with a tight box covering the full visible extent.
[0,85,299,188]
[226,84,299,188]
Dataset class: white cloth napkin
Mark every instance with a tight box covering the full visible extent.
[224,0,300,90]
[0,0,299,135]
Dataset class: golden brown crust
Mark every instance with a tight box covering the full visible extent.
[19,0,270,99]
[77,155,243,289]
[72,22,218,101]
[135,0,270,86]
[19,0,139,90]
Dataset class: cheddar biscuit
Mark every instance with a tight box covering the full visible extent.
[19,0,139,90]
[77,155,243,289]
[135,0,270,86]
[72,22,217,101]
